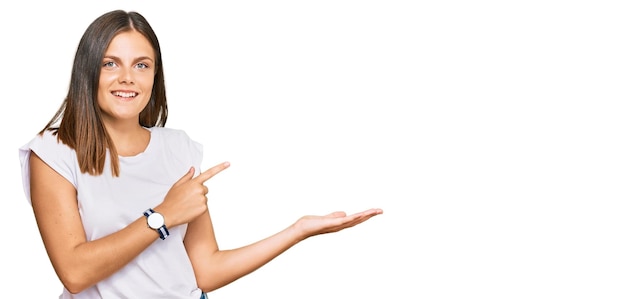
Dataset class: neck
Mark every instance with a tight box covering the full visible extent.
[103,121,150,157]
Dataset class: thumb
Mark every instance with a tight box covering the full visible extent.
[172,167,195,187]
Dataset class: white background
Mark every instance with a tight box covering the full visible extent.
[1,1,625,298]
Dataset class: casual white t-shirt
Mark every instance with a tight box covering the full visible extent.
[19,127,205,299]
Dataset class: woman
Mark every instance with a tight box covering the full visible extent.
[18,9,382,299]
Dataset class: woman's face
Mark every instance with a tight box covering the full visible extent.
[97,30,155,125]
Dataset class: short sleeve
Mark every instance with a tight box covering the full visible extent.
[183,130,203,178]
[18,130,78,204]
[154,127,204,178]
[188,135,204,176]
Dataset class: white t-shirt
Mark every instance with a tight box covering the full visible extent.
[19,127,205,299]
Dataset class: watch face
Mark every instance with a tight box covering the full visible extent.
[147,212,165,229]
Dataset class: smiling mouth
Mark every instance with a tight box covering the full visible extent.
[112,91,138,98]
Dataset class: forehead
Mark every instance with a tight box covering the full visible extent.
[105,30,155,58]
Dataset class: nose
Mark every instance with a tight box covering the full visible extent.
[118,67,135,84]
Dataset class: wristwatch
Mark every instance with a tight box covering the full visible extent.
[143,208,169,240]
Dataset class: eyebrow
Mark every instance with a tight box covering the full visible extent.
[103,55,155,63]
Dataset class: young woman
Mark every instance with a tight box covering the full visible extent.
[18,9,382,299]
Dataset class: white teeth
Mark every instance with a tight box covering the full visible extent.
[112,91,137,98]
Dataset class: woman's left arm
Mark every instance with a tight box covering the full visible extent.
[184,207,383,292]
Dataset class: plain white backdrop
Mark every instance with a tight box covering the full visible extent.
[1,1,625,298]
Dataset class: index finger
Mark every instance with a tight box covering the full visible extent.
[194,161,230,183]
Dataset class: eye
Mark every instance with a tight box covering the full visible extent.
[136,62,150,69]
[103,61,117,68]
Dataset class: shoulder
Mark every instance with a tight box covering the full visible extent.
[148,127,204,168]
[149,126,203,155]
[149,126,194,141]
[19,129,78,203]
[23,129,75,157]
[19,129,78,175]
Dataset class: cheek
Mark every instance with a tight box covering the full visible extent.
[146,73,155,85]
[98,73,115,90]
[97,77,111,105]
[138,77,154,105]
[139,73,155,91]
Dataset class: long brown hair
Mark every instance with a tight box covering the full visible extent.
[40,10,168,176]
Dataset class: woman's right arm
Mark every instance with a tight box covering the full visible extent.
[29,151,160,294]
